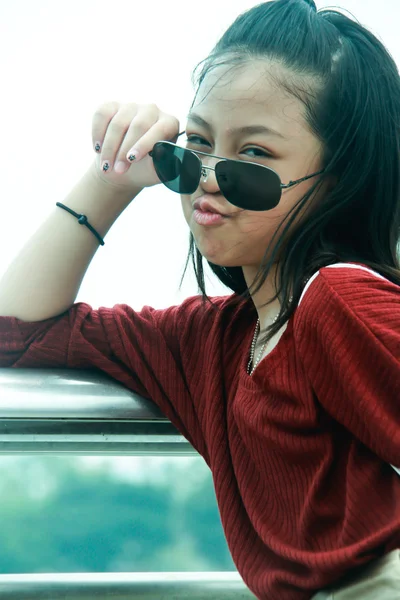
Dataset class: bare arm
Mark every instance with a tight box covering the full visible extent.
[0,101,180,322]
[0,163,139,321]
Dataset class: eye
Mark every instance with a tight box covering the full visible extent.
[185,135,210,146]
[185,135,273,158]
[243,147,273,159]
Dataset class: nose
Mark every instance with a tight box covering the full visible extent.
[199,160,219,193]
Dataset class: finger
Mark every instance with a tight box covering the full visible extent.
[124,113,180,164]
[91,101,121,156]
[111,104,161,174]
[98,103,144,174]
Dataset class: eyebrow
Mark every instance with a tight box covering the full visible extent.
[186,112,287,140]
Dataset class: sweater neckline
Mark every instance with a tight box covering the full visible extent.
[241,310,295,385]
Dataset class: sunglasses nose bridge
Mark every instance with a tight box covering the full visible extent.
[192,153,220,187]
[200,163,217,181]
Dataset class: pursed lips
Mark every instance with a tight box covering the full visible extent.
[193,196,231,217]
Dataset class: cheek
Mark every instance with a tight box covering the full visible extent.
[181,195,192,221]
[239,210,283,236]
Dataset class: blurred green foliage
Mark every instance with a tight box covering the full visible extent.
[0,456,235,574]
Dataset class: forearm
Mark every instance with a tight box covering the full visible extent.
[0,163,139,321]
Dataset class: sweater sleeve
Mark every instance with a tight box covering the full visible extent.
[0,297,217,461]
[293,264,400,471]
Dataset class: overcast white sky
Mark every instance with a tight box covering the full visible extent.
[1,0,399,312]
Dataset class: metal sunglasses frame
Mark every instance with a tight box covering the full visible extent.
[149,131,326,191]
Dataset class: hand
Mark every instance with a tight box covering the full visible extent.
[91,101,180,194]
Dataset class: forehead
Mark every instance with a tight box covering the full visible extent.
[191,61,309,137]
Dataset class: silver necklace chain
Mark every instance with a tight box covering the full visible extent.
[247,280,310,376]
[247,298,292,376]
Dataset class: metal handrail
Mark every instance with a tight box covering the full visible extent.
[0,368,195,454]
[0,572,255,599]
[0,368,256,597]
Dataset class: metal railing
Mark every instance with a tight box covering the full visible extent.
[0,368,195,455]
[0,368,255,599]
[0,572,253,599]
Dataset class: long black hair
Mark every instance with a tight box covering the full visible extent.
[179,0,400,346]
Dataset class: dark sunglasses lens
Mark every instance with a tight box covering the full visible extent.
[216,161,282,211]
[151,143,200,194]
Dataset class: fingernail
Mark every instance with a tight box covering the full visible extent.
[102,161,110,172]
[127,149,140,162]
[94,142,101,153]
[114,161,126,174]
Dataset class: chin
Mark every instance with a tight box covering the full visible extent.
[191,241,242,268]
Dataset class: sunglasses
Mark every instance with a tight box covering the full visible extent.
[148,131,325,211]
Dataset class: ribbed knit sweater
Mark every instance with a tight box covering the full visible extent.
[0,262,399,599]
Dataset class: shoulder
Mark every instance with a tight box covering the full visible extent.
[294,261,400,332]
[175,293,240,317]
[299,262,399,306]
[151,292,250,330]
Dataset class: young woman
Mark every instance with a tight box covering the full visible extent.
[0,0,399,598]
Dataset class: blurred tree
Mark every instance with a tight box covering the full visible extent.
[183,476,236,571]
[0,457,234,573]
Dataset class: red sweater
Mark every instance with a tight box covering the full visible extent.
[0,262,399,599]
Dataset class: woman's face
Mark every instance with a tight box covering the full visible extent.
[180,60,325,270]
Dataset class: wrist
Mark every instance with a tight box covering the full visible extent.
[87,161,142,203]
[60,163,140,241]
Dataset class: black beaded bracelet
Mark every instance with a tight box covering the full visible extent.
[56,202,105,246]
